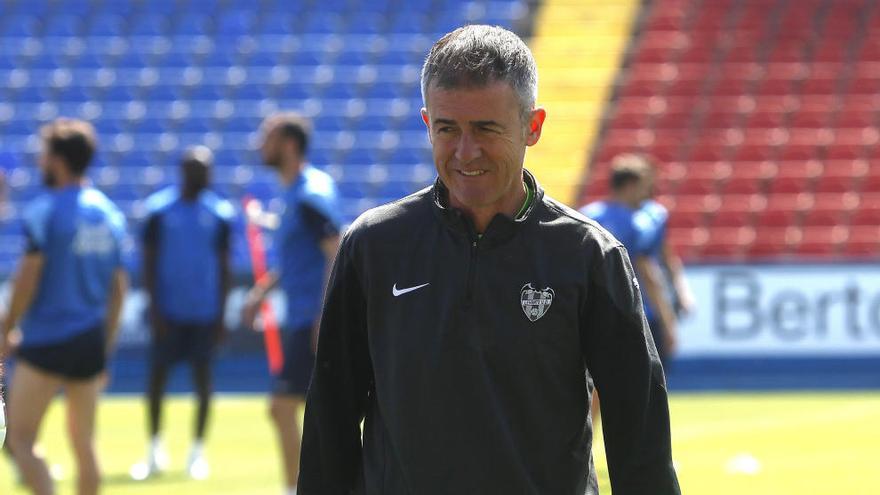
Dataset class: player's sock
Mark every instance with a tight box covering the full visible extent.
[148,436,168,471]
[285,487,297,495]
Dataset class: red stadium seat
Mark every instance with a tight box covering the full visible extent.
[796,226,847,257]
[842,225,880,257]
[748,226,800,258]
[585,0,880,261]
[702,226,755,258]
[719,176,765,195]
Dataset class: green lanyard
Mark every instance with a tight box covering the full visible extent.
[515,181,534,220]
[477,182,534,239]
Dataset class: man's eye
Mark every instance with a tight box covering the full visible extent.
[437,127,454,133]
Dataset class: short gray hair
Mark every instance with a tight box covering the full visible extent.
[420,25,538,121]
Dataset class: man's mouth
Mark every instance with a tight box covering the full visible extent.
[458,170,486,177]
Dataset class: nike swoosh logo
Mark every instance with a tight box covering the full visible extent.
[392,282,430,297]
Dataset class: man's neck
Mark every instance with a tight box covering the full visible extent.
[452,180,527,235]
[279,159,304,186]
[612,193,640,210]
[53,175,84,190]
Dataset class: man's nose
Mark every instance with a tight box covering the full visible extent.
[454,132,482,163]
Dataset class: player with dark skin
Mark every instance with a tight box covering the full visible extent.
[138,146,232,480]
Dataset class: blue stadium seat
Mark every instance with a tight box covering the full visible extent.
[292,50,325,66]
[231,85,268,100]
[313,115,349,133]
[159,51,196,68]
[9,0,49,15]
[127,118,168,134]
[246,52,282,67]
[173,13,213,36]
[346,15,386,35]
[139,84,182,101]
[88,14,126,37]
[44,15,85,37]
[199,49,237,68]
[302,13,345,34]
[363,83,401,100]
[335,50,371,67]
[217,11,256,36]
[321,84,358,100]
[2,15,41,37]
[100,85,136,102]
[259,15,295,35]
[129,14,169,36]
[51,85,91,103]
[11,85,49,103]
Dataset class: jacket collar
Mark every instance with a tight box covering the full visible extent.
[431,169,545,246]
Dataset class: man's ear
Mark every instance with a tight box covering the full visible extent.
[421,108,432,142]
[526,107,546,146]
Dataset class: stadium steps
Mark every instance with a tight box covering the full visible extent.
[525,0,641,204]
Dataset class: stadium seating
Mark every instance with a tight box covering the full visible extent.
[0,0,532,277]
[582,0,880,261]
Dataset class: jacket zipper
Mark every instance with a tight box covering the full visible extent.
[464,237,479,309]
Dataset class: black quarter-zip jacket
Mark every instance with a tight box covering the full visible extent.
[300,171,681,495]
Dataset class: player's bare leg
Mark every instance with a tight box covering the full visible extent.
[7,361,62,495]
[187,361,213,479]
[270,395,304,493]
[65,375,102,495]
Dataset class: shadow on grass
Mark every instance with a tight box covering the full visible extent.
[104,471,191,486]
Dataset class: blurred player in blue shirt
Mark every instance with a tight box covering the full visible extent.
[134,146,234,481]
[242,112,342,495]
[638,159,695,325]
[581,155,678,363]
[1,119,128,495]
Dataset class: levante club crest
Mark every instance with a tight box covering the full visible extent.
[520,283,555,322]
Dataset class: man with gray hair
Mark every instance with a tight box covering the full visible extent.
[299,25,680,494]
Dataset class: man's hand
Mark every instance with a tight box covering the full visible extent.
[241,287,266,331]
[150,309,169,339]
[0,328,20,359]
[663,319,678,356]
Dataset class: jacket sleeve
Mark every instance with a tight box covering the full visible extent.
[299,232,372,494]
[581,244,681,495]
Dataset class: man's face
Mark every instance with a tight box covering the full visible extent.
[421,81,544,214]
[636,175,653,203]
[260,127,285,168]
[183,161,210,193]
[38,147,59,187]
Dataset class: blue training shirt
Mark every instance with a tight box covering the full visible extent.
[639,199,669,259]
[143,186,235,324]
[580,200,657,318]
[20,185,126,347]
[276,165,342,332]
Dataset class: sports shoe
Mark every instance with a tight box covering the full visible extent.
[187,451,210,480]
[129,441,169,480]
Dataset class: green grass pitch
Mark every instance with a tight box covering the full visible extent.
[1,392,878,494]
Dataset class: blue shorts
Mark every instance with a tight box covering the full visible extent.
[151,321,216,368]
[17,326,106,380]
[272,326,315,397]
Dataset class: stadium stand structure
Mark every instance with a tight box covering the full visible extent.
[581,0,880,261]
[0,0,534,278]
[525,0,639,204]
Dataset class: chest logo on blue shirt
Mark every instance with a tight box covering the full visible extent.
[520,283,555,322]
